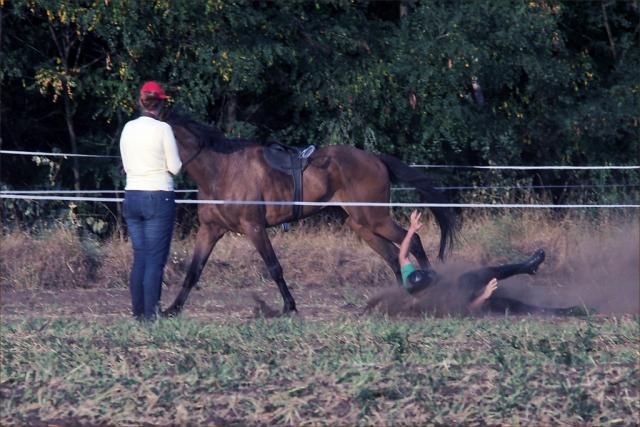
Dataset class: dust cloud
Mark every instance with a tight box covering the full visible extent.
[366,223,639,317]
[520,223,639,315]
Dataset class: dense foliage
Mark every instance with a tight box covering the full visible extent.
[1,1,638,232]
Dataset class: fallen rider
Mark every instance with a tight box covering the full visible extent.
[365,210,591,317]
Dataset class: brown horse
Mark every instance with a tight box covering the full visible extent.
[162,111,458,315]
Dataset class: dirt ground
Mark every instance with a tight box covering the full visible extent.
[3,274,637,323]
[3,216,638,322]
[0,281,369,322]
[2,251,639,321]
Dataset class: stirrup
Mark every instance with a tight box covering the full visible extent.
[299,145,315,159]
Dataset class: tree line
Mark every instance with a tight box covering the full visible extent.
[1,0,638,232]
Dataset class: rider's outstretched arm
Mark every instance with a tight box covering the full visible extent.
[399,210,423,267]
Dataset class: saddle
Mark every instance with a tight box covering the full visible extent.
[263,142,316,220]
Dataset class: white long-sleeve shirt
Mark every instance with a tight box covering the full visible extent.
[120,116,182,191]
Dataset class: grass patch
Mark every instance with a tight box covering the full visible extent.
[1,316,638,425]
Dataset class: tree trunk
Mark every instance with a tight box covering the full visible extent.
[601,1,618,62]
[224,92,238,134]
[63,86,81,191]
[399,2,408,19]
[115,111,124,241]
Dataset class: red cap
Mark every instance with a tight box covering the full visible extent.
[139,81,168,99]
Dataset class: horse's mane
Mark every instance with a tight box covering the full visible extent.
[164,108,256,154]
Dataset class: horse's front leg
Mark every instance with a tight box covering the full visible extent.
[163,223,226,317]
[244,224,297,314]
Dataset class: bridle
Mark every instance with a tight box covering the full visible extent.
[181,138,204,169]
[156,109,204,169]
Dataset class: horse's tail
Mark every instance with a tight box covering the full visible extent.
[377,154,459,260]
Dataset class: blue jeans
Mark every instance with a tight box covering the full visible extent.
[123,191,175,320]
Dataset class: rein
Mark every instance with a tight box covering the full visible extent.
[181,140,204,169]
[157,110,204,169]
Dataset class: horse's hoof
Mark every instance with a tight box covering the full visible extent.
[161,306,181,318]
[282,306,298,317]
[524,249,545,275]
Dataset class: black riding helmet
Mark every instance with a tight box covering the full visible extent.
[405,268,438,294]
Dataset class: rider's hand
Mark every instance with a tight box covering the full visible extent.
[409,210,423,232]
[480,278,498,300]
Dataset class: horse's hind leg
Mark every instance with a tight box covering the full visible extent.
[163,223,226,316]
[345,217,402,282]
[243,224,296,314]
[372,218,430,269]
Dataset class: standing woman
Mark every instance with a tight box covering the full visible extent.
[120,81,182,320]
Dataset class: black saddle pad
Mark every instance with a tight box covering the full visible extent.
[263,143,315,173]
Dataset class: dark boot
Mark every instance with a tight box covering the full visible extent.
[522,249,545,275]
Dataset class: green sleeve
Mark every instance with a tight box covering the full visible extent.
[400,263,417,285]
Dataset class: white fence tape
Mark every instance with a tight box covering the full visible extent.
[1,194,637,209]
[410,164,640,170]
[0,189,197,194]
[2,149,638,171]
[3,183,637,195]
[0,150,119,158]
[2,150,638,208]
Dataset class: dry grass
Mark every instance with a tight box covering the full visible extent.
[1,212,638,299]
[0,228,99,289]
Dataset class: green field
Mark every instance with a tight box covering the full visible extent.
[2,215,638,425]
[1,315,638,426]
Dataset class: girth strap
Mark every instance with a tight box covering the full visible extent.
[262,143,315,221]
[292,167,303,220]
